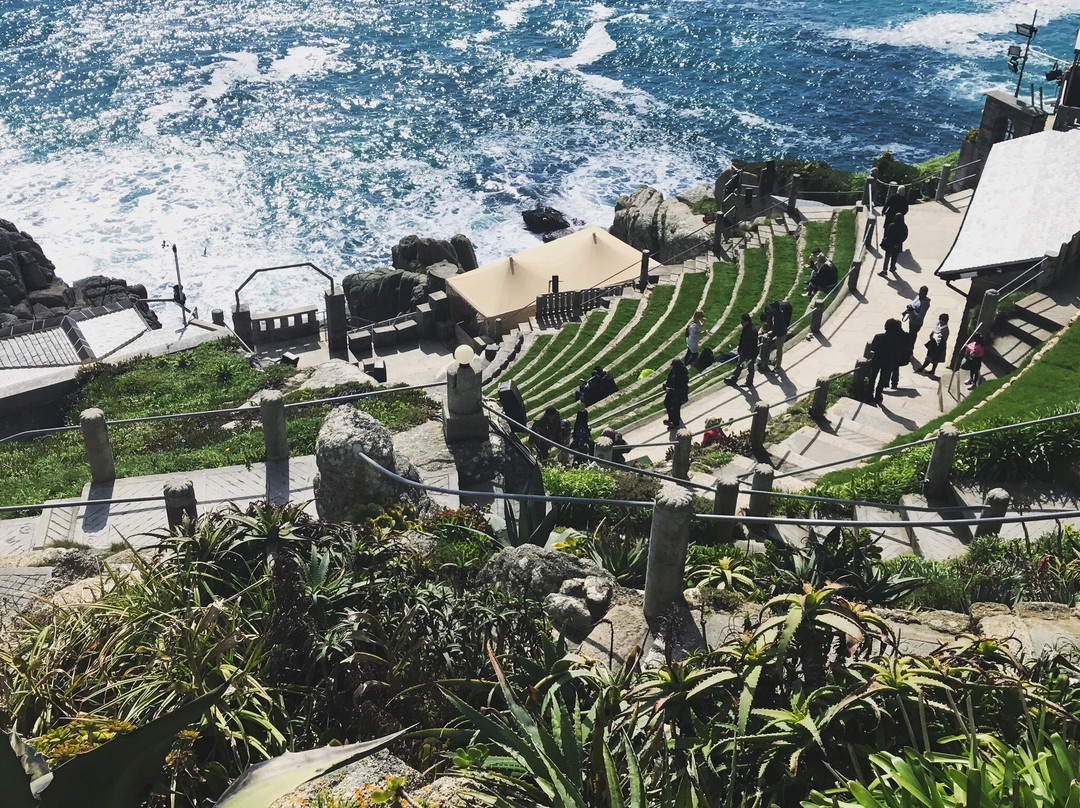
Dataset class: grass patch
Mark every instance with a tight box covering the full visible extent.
[510,318,586,393]
[516,308,615,397]
[0,339,438,515]
[913,150,960,177]
[717,248,768,353]
[484,332,554,395]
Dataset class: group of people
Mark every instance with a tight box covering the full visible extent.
[529,405,628,464]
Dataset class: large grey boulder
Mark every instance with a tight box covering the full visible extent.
[610,185,713,263]
[392,234,460,272]
[299,358,378,391]
[313,406,434,521]
[874,607,971,656]
[544,593,594,642]
[975,601,1080,658]
[271,750,421,808]
[451,233,478,270]
[342,267,429,322]
[676,182,713,208]
[479,544,612,600]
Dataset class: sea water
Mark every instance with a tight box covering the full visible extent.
[1,0,1078,314]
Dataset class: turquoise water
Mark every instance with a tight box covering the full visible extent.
[1,0,1078,312]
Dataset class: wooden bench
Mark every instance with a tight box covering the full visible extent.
[250,306,320,343]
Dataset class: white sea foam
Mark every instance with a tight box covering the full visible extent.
[494,0,541,29]
[201,52,261,101]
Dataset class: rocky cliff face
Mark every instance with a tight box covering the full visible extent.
[0,220,160,328]
[610,185,714,263]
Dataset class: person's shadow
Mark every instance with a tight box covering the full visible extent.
[897,252,924,273]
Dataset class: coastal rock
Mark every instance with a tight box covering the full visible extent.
[28,280,75,310]
[479,544,612,600]
[676,182,713,208]
[451,233,478,270]
[975,601,1080,658]
[342,267,429,322]
[522,205,571,234]
[611,185,713,262]
[392,234,460,271]
[312,406,434,522]
[73,275,161,329]
[299,358,378,390]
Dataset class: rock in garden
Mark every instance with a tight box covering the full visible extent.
[522,205,571,234]
[543,592,595,642]
[313,406,434,522]
[479,544,611,600]
[299,358,378,390]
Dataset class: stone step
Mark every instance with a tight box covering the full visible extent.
[1012,298,1068,332]
[827,397,914,442]
[854,504,916,559]
[951,484,1080,542]
[902,494,971,561]
[772,426,866,471]
[996,318,1050,348]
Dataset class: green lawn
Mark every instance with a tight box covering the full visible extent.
[485,331,553,395]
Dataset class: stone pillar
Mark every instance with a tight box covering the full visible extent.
[80,408,115,483]
[232,304,253,348]
[863,168,876,207]
[325,289,348,355]
[748,463,774,518]
[671,428,692,480]
[643,483,695,619]
[713,475,740,543]
[936,164,953,201]
[595,435,614,462]
[444,355,488,442]
[164,479,198,529]
[1039,248,1060,289]
[977,289,999,334]
[786,173,801,216]
[494,318,503,342]
[976,488,1012,538]
[847,258,861,293]
[639,250,651,291]
[852,359,872,401]
[923,422,960,499]
[260,390,289,462]
[810,299,825,333]
[750,402,770,451]
[211,308,225,326]
[810,377,831,419]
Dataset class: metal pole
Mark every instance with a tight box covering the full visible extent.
[172,243,187,326]
[1015,10,1037,97]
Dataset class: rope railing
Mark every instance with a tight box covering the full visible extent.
[0,382,445,445]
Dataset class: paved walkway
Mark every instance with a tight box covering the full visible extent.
[623,191,975,459]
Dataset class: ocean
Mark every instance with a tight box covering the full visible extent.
[1,0,1078,315]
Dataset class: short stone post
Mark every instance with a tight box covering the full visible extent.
[494,318,503,342]
[713,475,740,543]
[748,463,774,518]
[211,308,225,326]
[935,164,953,201]
[325,289,348,355]
[260,390,289,462]
[852,359,872,401]
[672,428,692,480]
[977,289,1000,334]
[786,173,801,215]
[847,258,862,293]
[164,479,198,529]
[643,483,695,619]
[810,377,831,419]
[1038,248,1060,289]
[232,304,253,348]
[975,488,1012,538]
[810,299,825,333]
[80,408,115,483]
[863,168,876,207]
[595,435,614,462]
[750,402,770,451]
[639,249,651,290]
[758,333,775,368]
[923,422,960,499]
[444,350,488,442]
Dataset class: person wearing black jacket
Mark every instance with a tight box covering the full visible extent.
[725,313,759,388]
[663,357,690,427]
[868,318,905,404]
[879,212,909,276]
[880,186,910,222]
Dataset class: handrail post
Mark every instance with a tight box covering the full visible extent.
[976,489,1011,538]
[810,377,831,419]
[713,475,740,542]
[978,289,1000,334]
[643,483,694,619]
[786,173,801,216]
[923,422,959,499]
[810,299,825,334]
[672,428,692,480]
[595,435,614,462]
[935,164,953,201]
[639,250,651,291]
[750,402,770,452]
[852,359,872,402]
[80,408,115,483]
[748,463,774,518]
[260,390,289,462]
[164,479,198,529]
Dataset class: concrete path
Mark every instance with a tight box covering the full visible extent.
[623,190,975,460]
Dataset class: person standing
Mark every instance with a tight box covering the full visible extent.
[917,313,950,376]
[569,410,593,456]
[725,313,759,388]
[757,300,791,372]
[881,185,910,222]
[683,310,705,366]
[878,212,908,276]
[904,286,931,338]
[962,333,985,388]
[868,318,905,404]
[663,357,690,427]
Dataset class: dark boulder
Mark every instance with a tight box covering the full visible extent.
[342,267,429,322]
[523,205,571,234]
[451,233,478,270]
[392,235,459,272]
[73,275,162,329]
[18,253,55,291]
[28,280,75,309]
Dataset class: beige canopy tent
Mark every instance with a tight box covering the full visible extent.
[446,226,660,325]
